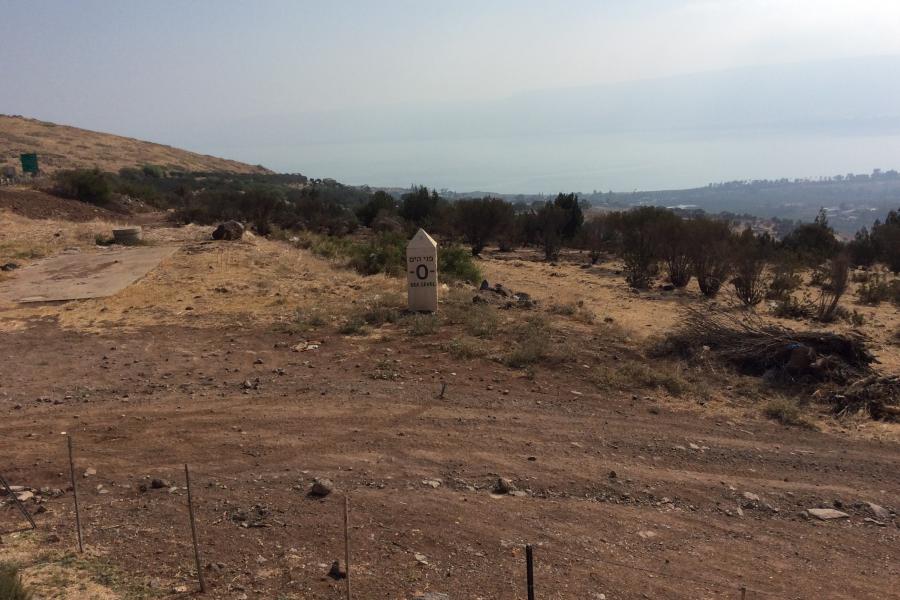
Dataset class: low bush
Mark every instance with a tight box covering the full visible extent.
[590,361,688,396]
[52,168,111,205]
[464,303,499,338]
[442,336,488,359]
[503,315,552,368]
[279,308,327,334]
[763,398,813,428]
[549,301,595,323]
[548,303,577,316]
[295,233,356,261]
[0,563,32,600]
[731,229,770,307]
[766,255,803,301]
[856,274,900,305]
[338,316,367,335]
[815,254,850,322]
[406,313,438,336]
[439,245,482,283]
[772,295,813,320]
[348,233,406,276]
[339,294,403,335]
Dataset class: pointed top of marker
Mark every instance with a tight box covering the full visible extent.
[408,228,437,248]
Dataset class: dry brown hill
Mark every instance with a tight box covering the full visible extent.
[0,114,270,175]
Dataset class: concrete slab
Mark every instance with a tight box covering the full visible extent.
[0,246,178,303]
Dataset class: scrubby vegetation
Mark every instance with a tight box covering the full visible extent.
[52,168,111,205]
[0,563,32,600]
[46,168,899,322]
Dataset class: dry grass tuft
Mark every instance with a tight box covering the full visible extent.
[763,397,814,428]
[589,361,690,396]
[442,336,489,359]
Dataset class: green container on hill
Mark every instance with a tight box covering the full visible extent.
[20,153,39,174]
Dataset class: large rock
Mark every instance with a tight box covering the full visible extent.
[807,508,850,520]
[493,477,515,494]
[309,478,334,498]
[867,502,891,521]
[212,221,244,241]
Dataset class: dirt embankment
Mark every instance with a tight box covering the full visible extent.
[0,187,126,222]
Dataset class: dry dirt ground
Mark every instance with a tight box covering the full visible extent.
[0,115,269,175]
[1,208,899,600]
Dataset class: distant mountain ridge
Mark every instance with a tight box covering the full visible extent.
[0,115,270,175]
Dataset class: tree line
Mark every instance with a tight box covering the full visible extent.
[50,169,900,310]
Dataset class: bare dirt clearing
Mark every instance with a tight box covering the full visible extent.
[0,245,178,302]
[1,214,899,600]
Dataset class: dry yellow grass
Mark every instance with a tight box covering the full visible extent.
[2,532,122,600]
[478,247,900,374]
[0,216,404,334]
[0,211,123,266]
[0,115,269,175]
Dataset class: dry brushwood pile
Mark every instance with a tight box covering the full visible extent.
[822,375,900,420]
[660,308,900,419]
[662,307,875,382]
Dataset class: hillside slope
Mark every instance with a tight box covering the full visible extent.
[0,115,270,175]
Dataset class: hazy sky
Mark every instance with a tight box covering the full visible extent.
[3,1,900,190]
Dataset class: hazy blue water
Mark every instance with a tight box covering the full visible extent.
[228,131,900,193]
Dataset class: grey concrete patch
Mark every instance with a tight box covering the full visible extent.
[0,246,178,303]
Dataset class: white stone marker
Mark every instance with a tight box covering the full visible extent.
[406,228,438,312]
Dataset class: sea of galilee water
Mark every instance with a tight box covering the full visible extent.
[225,130,900,194]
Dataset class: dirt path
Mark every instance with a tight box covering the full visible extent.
[2,320,897,599]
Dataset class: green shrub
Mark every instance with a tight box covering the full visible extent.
[439,245,482,283]
[0,563,32,600]
[52,168,111,205]
[141,164,166,178]
[348,233,406,276]
[311,236,356,261]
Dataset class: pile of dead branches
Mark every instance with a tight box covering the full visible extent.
[659,307,875,384]
[657,308,898,419]
[822,375,900,420]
